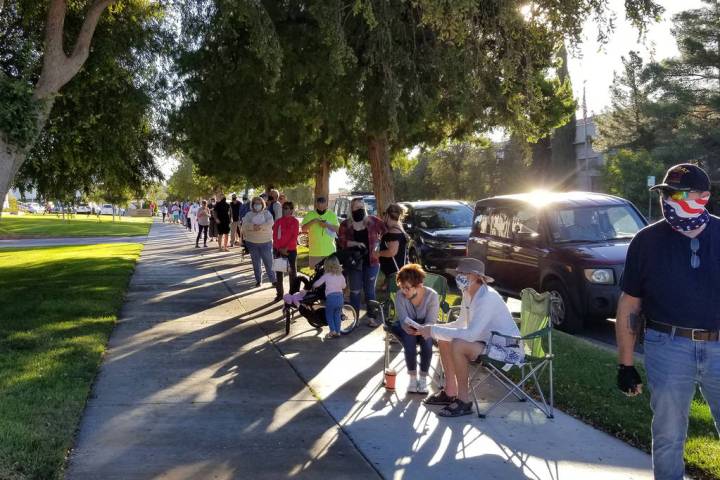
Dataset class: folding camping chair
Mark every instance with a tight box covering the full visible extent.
[369,272,455,387]
[469,288,558,419]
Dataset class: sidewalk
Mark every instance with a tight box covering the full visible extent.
[66,221,652,479]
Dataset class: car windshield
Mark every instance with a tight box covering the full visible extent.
[363,198,377,215]
[548,204,645,243]
[414,205,473,230]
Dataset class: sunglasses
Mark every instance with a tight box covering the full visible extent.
[690,238,700,269]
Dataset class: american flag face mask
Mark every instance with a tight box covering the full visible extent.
[661,193,710,233]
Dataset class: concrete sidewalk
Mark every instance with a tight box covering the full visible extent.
[67,221,652,479]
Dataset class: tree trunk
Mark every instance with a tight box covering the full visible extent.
[313,159,330,200]
[368,134,395,213]
[0,136,29,219]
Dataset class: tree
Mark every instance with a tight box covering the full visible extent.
[346,157,373,193]
[602,148,666,216]
[0,0,167,216]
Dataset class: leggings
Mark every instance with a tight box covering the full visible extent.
[196,225,208,245]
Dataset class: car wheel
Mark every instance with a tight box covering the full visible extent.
[544,279,583,334]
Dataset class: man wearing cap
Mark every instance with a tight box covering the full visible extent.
[411,258,522,417]
[616,163,720,480]
[302,196,340,268]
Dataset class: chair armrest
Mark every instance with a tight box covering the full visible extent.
[489,331,522,343]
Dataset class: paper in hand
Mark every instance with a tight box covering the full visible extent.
[403,317,422,330]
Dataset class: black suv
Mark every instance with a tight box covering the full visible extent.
[401,200,473,274]
[467,192,647,332]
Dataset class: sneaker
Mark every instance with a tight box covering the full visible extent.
[407,378,418,394]
[423,390,456,406]
[416,377,428,394]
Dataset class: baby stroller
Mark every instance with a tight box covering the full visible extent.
[282,254,359,336]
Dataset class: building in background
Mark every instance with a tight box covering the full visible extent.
[574,116,604,192]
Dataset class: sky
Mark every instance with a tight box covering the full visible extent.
[156,1,704,193]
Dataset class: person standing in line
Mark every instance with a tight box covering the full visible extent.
[189,201,199,232]
[195,200,210,248]
[378,203,408,289]
[208,198,217,243]
[272,201,300,302]
[241,197,277,288]
[338,197,387,327]
[230,194,242,247]
[267,189,282,221]
[161,204,167,223]
[301,196,340,268]
[214,195,231,252]
[616,163,720,480]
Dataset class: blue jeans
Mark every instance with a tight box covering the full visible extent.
[392,321,433,374]
[325,292,344,333]
[245,241,276,284]
[644,329,720,480]
[348,263,380,318]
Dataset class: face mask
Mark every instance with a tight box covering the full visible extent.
[408,288,418,300]
[253,204,262,212]
[352,209,366,222]
[661,195,710,232]
[455,273,470,291]
[316,208,326,215]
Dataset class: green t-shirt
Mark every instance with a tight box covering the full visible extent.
[302,210,340,257]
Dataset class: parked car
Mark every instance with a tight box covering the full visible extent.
[99,204,114,215]
[76,204,92,214]
[26,202,45,214]
[333,193,377,220]
[401,200,473,274]
[467,191,647,333]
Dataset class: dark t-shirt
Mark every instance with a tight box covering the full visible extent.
[354,228,370,265]
[379,230,407,275]
[621,216,720,329]
[230,201,241,221]
[214,201,231,226]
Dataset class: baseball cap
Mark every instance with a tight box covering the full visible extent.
[650,163,710,192]
[450,258,494,283]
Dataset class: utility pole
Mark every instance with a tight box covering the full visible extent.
[582,82,590,190]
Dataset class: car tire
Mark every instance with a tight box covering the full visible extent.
[544,279,583,334]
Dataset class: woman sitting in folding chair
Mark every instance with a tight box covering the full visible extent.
[410,258,522,417]
[392,264,440,395]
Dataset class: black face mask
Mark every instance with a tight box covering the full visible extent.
[352,209,366,222]
[316,208,326,215]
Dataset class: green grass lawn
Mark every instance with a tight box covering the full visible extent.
[0,214,152,238]
[0,244,142,480]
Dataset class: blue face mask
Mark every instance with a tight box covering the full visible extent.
[455,273,470,291]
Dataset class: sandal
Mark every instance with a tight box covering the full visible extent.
[422,390,456,406]
[438,400,473,417]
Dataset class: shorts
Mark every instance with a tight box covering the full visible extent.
[217,223,230,235]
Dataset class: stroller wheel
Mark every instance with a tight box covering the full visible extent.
[339,304,359,334]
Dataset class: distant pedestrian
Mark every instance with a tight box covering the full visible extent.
[266,189,282,221]
[230,194,242,247]
[161,204,167,223]
[189,201,199,232]
[214,196,231,252]
[195,200,210,248]
[616,163,720,480]
[208,198,217,242]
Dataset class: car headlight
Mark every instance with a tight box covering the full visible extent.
[584,268,614,285]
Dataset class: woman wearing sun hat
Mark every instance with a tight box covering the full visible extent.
[409,257,522,417]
